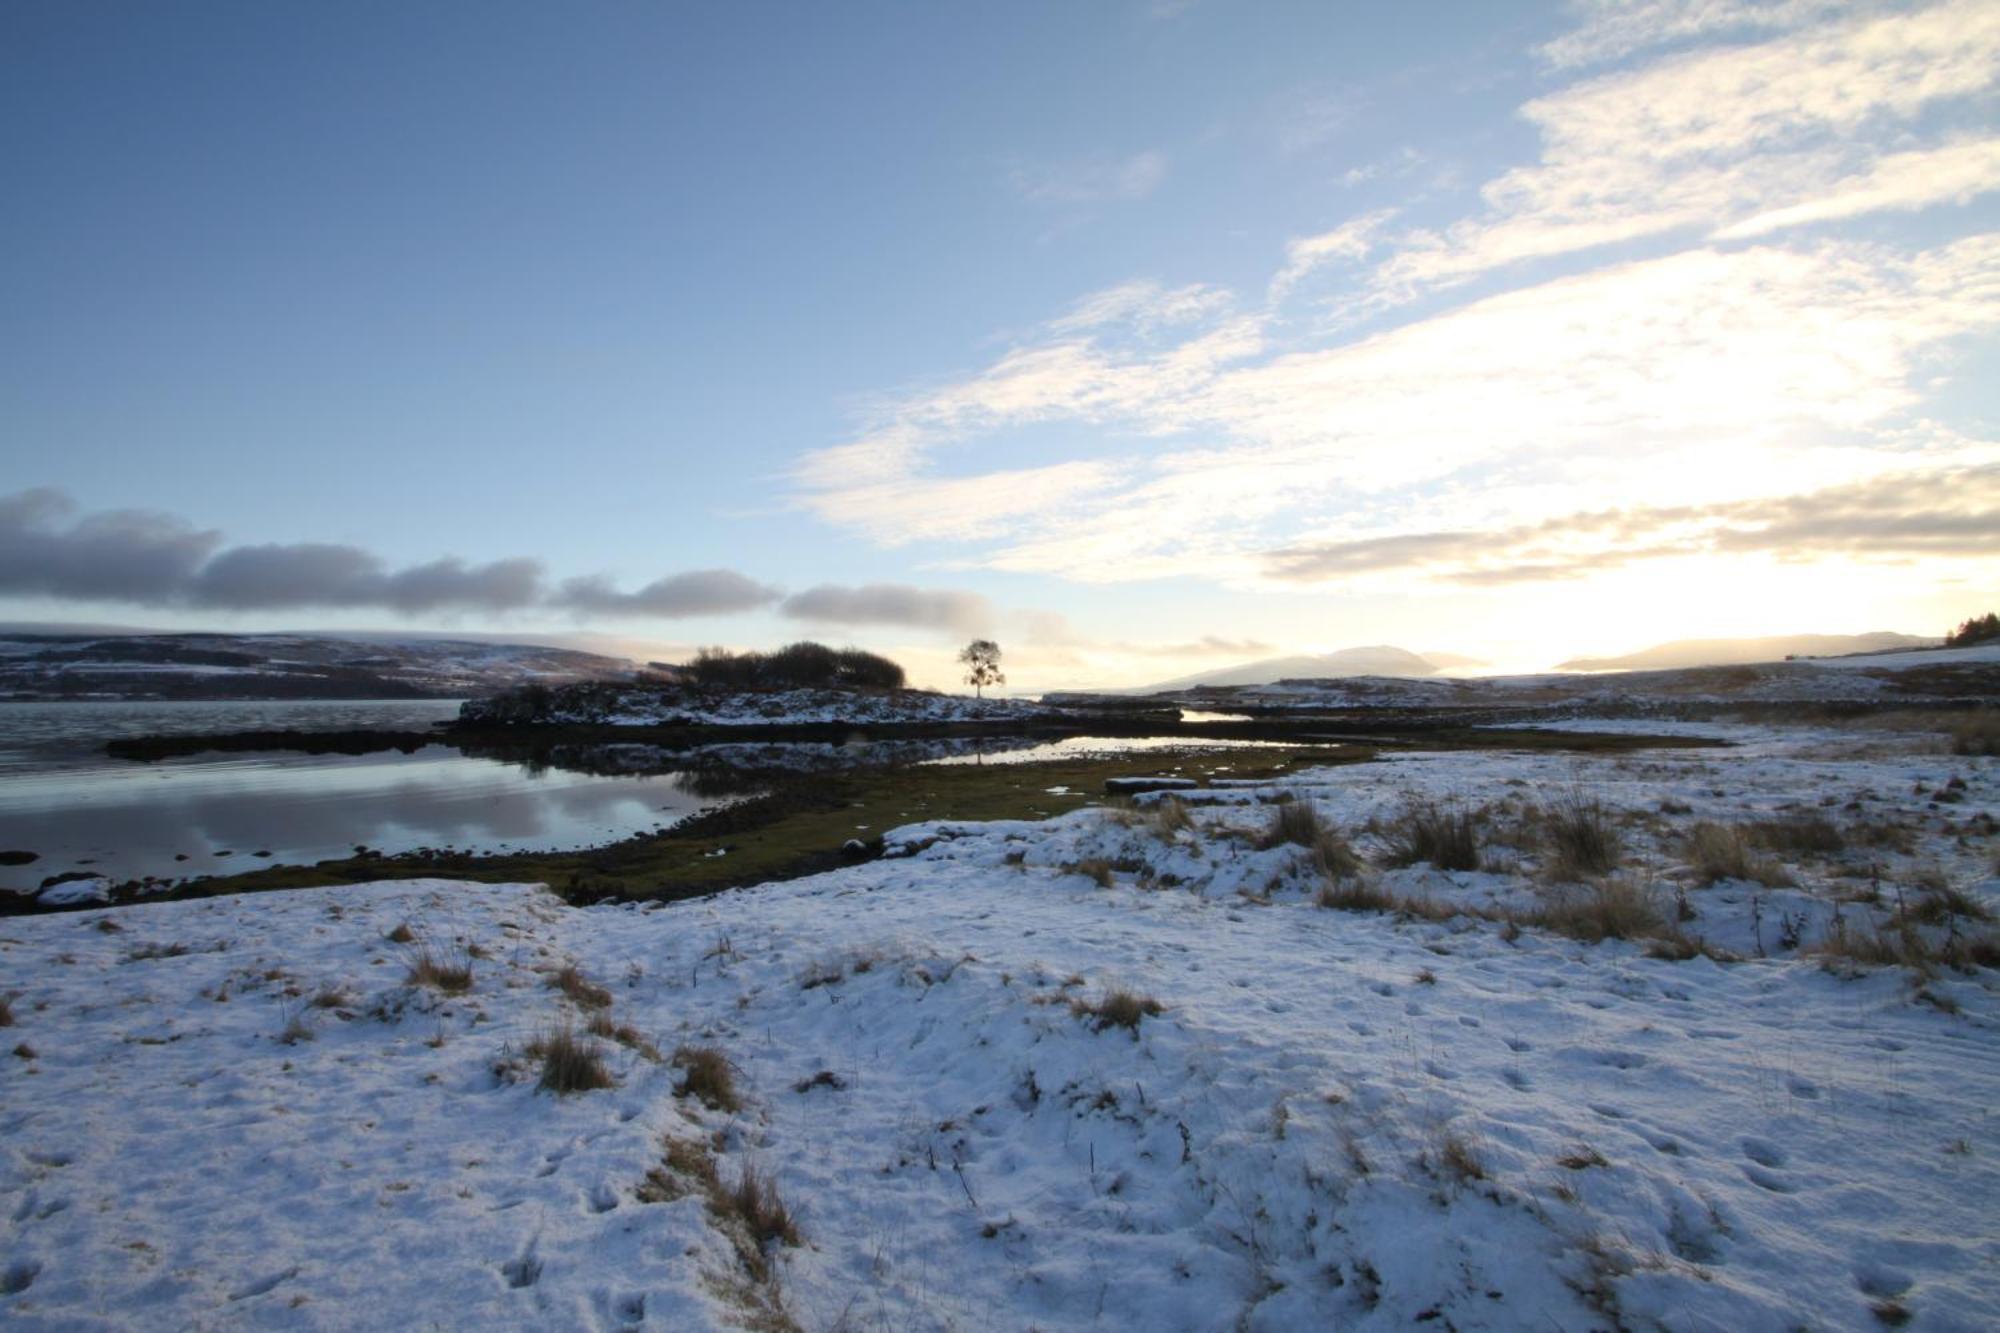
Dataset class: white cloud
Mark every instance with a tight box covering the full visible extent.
[1269,210,1396,299]
[1540,0,1876,70]
[1378,1,2000,294]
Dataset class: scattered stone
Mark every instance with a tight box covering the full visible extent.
[0,850,38,866]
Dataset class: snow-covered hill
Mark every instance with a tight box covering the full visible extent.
[0,631,638,701]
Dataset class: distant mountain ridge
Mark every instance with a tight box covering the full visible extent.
[1557,632,1934,673]
[0,631,638,701]
[1142,645,1446,692]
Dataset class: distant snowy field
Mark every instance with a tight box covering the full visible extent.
[3,720,1996,1329]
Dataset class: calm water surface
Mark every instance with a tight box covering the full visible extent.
[0,701,725,892]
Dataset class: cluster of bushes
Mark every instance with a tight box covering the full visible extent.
[686,641,905,691]
[1945,612,1999,648]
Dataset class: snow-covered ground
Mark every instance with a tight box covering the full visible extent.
[3,719,1996,1329]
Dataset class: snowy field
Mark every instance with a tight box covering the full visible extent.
[2,718,1996,1329]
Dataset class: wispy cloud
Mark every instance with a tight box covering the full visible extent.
[1008,150,1169,206]
[1378,1,2000,296]
[779,583,992,633]
[1263,465,2000,586]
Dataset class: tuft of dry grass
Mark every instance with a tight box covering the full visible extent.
[1544,790,1621,879]
[1146,797,1194,839]
[527,1024,615,1094]
[548,963,613,1010]
[672,1043,741,1111]
[585,1012,661,1061]
[384,921,416,945]
[1948,711,2000,756]
[1533,880,1663,944]
[1381,798,1482,872]
[1067,858,1116,888]
[1748,812,1845,856]
[1072,987,1164,1033]
[639,1138,801,1289]
[1557,1146,1609,1170]
[1908,883,1991,925]
[1258,797,1324,850]
[1315,878,1395,912]
[278,1008,314,1045]
[1683,822,1792,888]
[404,943,474,994]
[0,996,12,1028]
[1426,1128,1486,1184]
[308,986,350,1011]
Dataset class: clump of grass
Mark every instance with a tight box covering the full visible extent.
[1413,967,1437,985]
[1558,1146,1609,1170]
[278,1008,314,1045]
[1749,813,1845,856]
[404,942,473,994]
[1067,857,1115,888]
[1424,1128,1486,1184]
[1072,987,1163,1034]
[1258,797,1325,850]
[1683,823,1792,887]
[548,963,613,1010]
[0,997,12,1028]
[1534,880,1663,944]
[639,1139,801,1284]
[1948,711,2000,756]
[1146,797,1194,839]
[1908,882,1991,925]
[123,941,191,963]
[1545,791,1621,879]
[724,1160,802,1254]
[308,986,350,1011]
[13,1042,37,1060]
[1381,798,1481,872]
[1315,878,1395,912]
[384,921,416,944]
[585,1012,661,1060]
[672,1043,741,1111]
[527,1024,614,1094]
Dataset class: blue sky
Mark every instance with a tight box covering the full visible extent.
[4,1,1996,687]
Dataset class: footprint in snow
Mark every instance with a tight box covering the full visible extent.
[1503,1037,1533,1052]
[1348,1022,1374,1037]
[1742,1165,1796,1194]
[1787,1077,1821,1099]
[1741,1137,1787,1169]
[227,1266,300,1302]
[1369,981,1394,997]
[1457,1015,1481,1028]
[1589,1103,1629,1120]
[588,1183,619,1213]
[1502,1068,1531,1090]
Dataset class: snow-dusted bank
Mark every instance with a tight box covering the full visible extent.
[3,719,1996,1329]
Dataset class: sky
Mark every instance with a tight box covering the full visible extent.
[3,0,1996,690]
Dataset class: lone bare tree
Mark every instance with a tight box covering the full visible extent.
[959,639,1004,698]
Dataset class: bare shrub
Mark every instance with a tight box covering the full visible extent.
[1544,791,1621,879]
[1683,823,1791,887]
[1072,988,1163,1033]
[548,963,613,1009]
[672,1043,741,1111]
[404,942,473,994]
[1534,880,1662,943]
[1381,798,1481,872]
[528,1024,614,1094]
